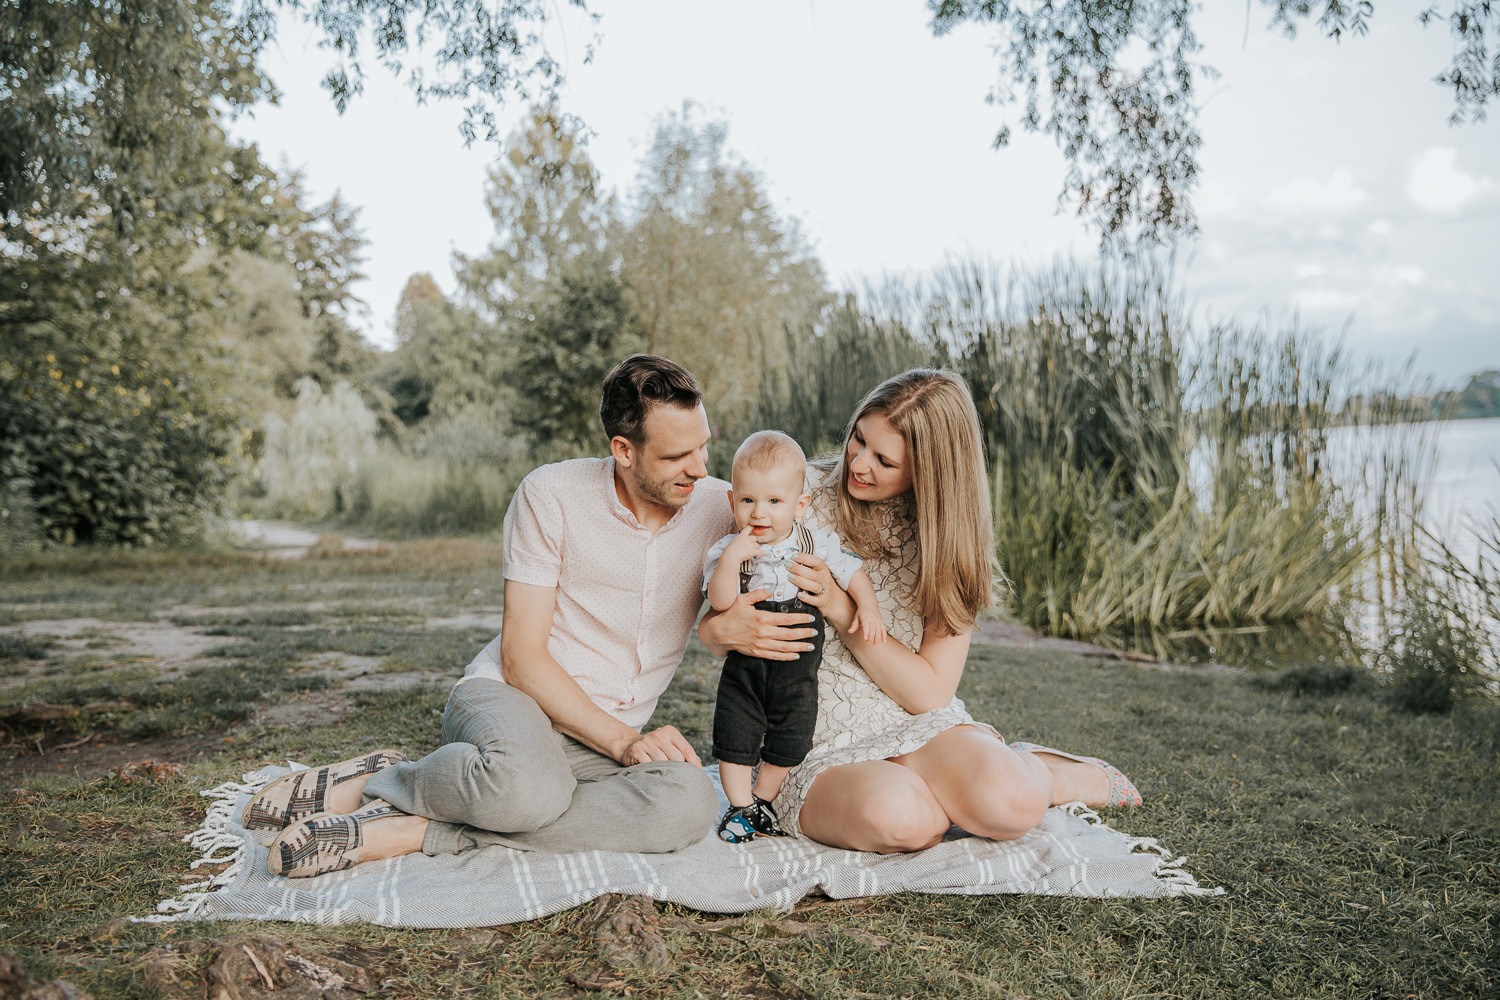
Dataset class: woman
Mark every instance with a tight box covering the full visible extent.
[700,369,1139,854]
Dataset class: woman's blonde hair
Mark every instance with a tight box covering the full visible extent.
[833,369,996,636]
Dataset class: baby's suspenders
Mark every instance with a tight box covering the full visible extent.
[740,523,816,595]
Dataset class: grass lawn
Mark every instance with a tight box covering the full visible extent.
[1,544,1496,999]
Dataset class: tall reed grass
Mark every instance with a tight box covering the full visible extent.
[758,260,1435,655]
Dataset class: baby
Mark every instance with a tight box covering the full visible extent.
[703,430,886,843]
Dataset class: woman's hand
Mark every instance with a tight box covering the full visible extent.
[699,590,818,660]
[788,553,856,633]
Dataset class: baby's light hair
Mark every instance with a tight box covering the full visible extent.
[732,430,806,477]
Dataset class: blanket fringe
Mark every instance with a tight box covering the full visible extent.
[1062,801,1224,896]
[137,768,276,923]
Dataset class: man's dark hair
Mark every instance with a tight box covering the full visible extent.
[599,355,704,445]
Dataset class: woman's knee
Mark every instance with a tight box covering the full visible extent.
[837,780,949,854]
[963,777,1049,841]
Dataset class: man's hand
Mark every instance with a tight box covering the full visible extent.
[699,589,818,660]
[619,725,701,766]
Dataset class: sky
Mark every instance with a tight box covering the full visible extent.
[228,0,1500,387]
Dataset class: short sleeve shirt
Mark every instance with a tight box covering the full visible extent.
[701,524,863,603]
[465,458,734,730]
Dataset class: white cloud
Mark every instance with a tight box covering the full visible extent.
[1393,265,1427,286]
[1197,182,1240,218]
[1368,219,1391,236]
[1295,263,1324,279]
[1407,148,1492,215]
[1296,289,1360,311]
[1266,168,1368,214]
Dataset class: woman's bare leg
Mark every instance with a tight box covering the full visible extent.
[797,759,950,853]
[891,726,1052,840]
[1023,752,1111,806]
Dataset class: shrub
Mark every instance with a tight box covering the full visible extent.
[1380,520,1499,714]
[1256,662,1372,697]
[259,378,378,520]
[1,244,246,547]
[342,448,521,538]
[1381,573,1493,713]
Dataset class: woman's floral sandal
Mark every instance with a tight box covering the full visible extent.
[1008,741,1142,807]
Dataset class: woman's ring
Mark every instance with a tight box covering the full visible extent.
[820,583,827,595]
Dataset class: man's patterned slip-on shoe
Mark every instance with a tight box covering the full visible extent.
[1008,741,1143,808]
[241,749,406,832]
[267,799,402,878]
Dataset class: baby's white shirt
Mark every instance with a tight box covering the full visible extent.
[701,524,864,603]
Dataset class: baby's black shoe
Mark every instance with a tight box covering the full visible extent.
[717,804,758,844]
[746,796,787,837]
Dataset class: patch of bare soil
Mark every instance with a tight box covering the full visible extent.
[0,729,242,786]
[3,619,224,679]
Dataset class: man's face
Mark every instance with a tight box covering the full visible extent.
[619,403,712,512]
[728,462,810,545]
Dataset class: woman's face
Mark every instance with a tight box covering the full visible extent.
[845,412,913,501]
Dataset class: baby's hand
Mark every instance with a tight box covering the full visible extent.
[850,602,887,645]
[723,524,764,563]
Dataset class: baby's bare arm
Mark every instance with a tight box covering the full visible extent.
[706,555,744,611]
[707,527,763,611]
[845,569,887,643]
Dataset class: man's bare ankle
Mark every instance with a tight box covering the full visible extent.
[326,775,370,815]
[361,814,429,862]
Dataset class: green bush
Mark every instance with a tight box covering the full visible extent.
[1,240,246,548]
[1382,570,1495,714]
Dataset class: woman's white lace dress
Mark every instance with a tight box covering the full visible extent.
[771,468,1001,835]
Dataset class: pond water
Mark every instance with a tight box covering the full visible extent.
[1138,417,1500,669]
[1413,416,1500,560]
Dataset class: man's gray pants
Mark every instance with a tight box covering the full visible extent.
[361,678,718,855]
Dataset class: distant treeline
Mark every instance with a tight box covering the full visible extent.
[1344,369,1500,424]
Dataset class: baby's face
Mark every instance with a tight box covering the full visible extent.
[728,462,810,544]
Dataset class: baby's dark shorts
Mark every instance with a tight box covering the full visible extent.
[712,600,825,769]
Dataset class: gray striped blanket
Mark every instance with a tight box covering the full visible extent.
[146,765,1219,927]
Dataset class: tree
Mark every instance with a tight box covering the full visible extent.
[507,264,644,455]
[620,107,829,438]
[376,274,498,424]
[13,2,1489,250]
[455,107,613,314]
[928,0,1500,247]
[1,230,247,547]
[0,3,382,546]
[0,0,275,229]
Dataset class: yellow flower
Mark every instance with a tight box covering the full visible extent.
[111,364,120,376]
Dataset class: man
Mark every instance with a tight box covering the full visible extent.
[243,356,808,877]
